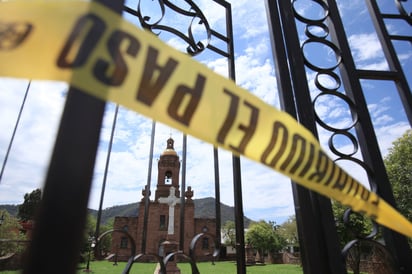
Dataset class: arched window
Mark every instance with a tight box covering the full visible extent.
[165,171,172,184]
[160,215,166,230]
[120,237,128,249]
[202,237,209,249]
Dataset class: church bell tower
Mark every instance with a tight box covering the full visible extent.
[155,137,181,201]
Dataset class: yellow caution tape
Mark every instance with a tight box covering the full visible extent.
[1,0,411,238]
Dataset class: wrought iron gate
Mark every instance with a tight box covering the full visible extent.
[7,0,410,274]
[265,0,412,273]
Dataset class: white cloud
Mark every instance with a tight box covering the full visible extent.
[234,46,279,107]
[375,122,410,156]
[0,79,67,204]
[349,33,384,61]
[337,0,366,19]
[348,33,389,69]
[398,51,412,66]
[228,0,269,39]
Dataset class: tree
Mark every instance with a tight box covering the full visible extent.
[384,129,412,222]
[81,214,112,260]
[278,216,298,251]
[222,220,236,248]
[331,131,412,248]
[245,220,286,259]
[0,210,27,256]
[384,129,412,248]
[18,188,42,221]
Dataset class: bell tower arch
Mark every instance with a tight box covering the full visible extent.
[155,137,181,201]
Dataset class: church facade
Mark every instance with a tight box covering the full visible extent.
[111,138,216,262]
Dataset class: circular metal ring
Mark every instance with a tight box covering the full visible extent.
[328,131,359,157]
[315,70,341,92]
[292,0,330,24]
[313,91,358,132]
[302,38,342,72]
[305,22,330,39]
[333,156,376,189]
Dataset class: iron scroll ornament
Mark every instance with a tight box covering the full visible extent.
[341,211,396,274]
[134,0,212,56]
[96,229,167,274]
[161,232,220,274]
[96,229,138,274]
[95,230,219,274]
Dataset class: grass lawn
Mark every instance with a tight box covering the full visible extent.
[0,260,304,273]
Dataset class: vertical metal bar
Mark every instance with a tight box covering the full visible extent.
[264,2,312,272]
[326,0,412,272]
[22,89,106,274]
[95,104,119,243]
[276,2,347,273]
[209,0,228,263]
[141,120,156,254]
[266,1,346,273]
[0,80,30,183]
[22,1,124,274]
[224,2,246,273]
[264,1,296,115]
[232,156,246,274]
[179,133,187,251]
[213,147,221,254]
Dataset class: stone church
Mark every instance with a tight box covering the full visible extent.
[111,138,216,261]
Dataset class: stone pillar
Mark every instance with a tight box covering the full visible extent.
[154,240,181,274]
[245,244,255,265]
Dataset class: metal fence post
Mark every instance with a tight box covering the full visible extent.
[22,1,124,273]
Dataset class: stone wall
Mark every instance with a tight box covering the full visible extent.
[282,252,301,265]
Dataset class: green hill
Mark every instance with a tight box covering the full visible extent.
[1,197,253,227]
[0,204,19,216]
[87,197,253,227]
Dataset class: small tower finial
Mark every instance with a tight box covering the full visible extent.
[167,137,174,150]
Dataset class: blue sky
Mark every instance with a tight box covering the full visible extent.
[0,0,411,225]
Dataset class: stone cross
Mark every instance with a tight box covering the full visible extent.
[158,186,180,235]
